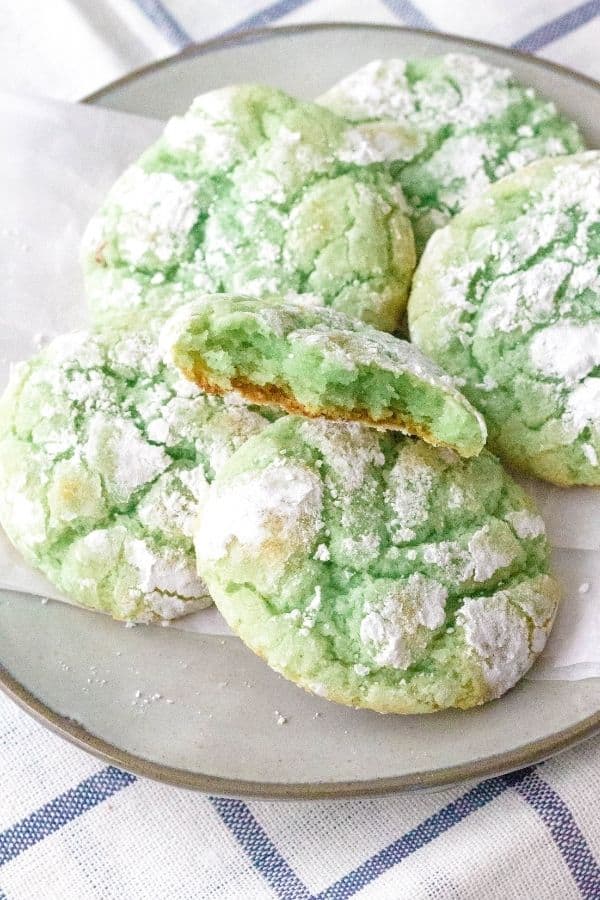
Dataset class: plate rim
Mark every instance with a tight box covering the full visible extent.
[2,21,599,799]
[2,657,599,799]
[81,20,600,106]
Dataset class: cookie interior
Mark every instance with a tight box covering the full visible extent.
[164,296,486,458]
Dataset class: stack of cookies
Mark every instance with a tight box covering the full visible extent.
[1,53,597,714]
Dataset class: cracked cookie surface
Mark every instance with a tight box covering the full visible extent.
[195,416,559,713]
[0,330,276,621]
[319,54,584,252]
[162,294,486,457]
[409,152,600,486]
[82,84,417,333]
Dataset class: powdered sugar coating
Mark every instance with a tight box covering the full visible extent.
[0,330,276,622]
[528,321,600,384]
[504,510,546,540]
[82,84,415,333]
[197,460,323,593]
[385,446,435,542]
[466,524,520,582]
[360,575,447,669]
[319,54,584,251]
[105,167,199,269]
[409,152,600,485]
[195,417,559,713]
[457,595,530,698]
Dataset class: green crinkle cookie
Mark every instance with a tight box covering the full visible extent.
[0,330,276,622]
[409,151,600,486]
[195,416,559,713]
[319,54,585,252]
[82,84,417,333]
[162,294,486,458]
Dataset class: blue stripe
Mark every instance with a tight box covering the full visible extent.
[131,0,192,48]
[512,0,600,51]
[211,770,530,900]
[381,0,434,29]
[210,797,311,899]
[315,768,530,900]
[0,767,136,866]
[515,770,600,899]
[7,762,594,900]
[221,0,314,36]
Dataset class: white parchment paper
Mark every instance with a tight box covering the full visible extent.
[0,93,598,669]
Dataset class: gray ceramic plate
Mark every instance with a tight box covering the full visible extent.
[2,24,599,799]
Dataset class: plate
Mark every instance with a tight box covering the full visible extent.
[1,23,599,799]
